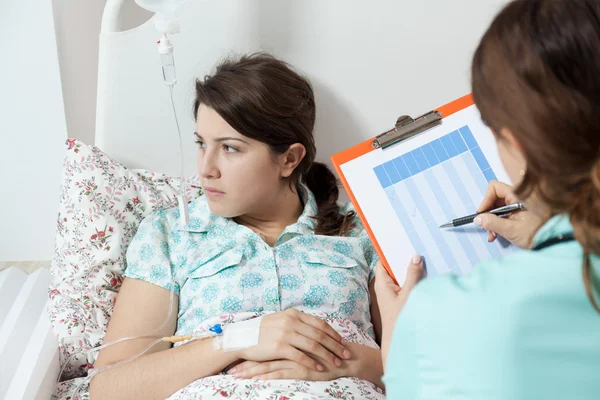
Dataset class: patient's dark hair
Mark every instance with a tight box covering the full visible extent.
[472,0,600,312]
[193,52,355,236]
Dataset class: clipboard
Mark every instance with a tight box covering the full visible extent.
[331,94,477,283]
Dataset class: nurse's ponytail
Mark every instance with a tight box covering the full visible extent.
[472,0,600,312]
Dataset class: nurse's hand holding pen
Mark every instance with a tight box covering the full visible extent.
[374,180,546,367]
[473,180,545,249]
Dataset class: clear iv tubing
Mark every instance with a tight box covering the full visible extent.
[70,338,162,400]
[69,326,224,399]
[53,287,177,399]
[169,83,187,203]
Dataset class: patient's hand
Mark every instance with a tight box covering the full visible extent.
[228,359,340,381]
[229,343,384,388]
[235,309,351,372]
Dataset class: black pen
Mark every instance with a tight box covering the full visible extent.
[439,202,525,228]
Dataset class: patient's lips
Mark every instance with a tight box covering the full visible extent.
[204,186,225,198]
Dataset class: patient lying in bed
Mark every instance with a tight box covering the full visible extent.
[90,52,385,400]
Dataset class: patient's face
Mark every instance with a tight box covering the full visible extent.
[195,105,285,217]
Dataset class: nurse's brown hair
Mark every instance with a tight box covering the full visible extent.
[472,0,600,311]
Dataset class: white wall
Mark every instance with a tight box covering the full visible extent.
[0,1,67,261]
[96,0,507,178]
[0,1,150,261]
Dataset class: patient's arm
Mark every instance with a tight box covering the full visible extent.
[339,342,384,388]
[350,279,384,387]
[90,278,238,400]
[331,280,385,387]
[333,279,385,388]
[369,278,384,346]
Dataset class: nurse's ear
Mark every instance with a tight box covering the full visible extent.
[496,127,527,185]
[498,127,525,154]
[278,143,306,178]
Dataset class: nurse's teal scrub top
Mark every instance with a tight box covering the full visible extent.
[384,215,600,399]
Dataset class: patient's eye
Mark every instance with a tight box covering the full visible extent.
[195,139,207,148]
[223,144,238,153]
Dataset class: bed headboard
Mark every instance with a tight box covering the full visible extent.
[96,0,506,177]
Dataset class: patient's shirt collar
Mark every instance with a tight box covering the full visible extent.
[177,182,318,238]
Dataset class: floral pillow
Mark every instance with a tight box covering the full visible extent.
[48,139,202,380]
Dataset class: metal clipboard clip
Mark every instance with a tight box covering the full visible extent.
[372,110,443,149]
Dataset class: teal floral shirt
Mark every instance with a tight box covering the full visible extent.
[124,185,379,338]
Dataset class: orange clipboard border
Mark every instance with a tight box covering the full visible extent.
[331,94,475,284]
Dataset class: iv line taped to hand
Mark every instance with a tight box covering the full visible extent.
[62,323,225,399]
[65,318,263,400]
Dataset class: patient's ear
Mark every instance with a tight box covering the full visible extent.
[279,143,306,178]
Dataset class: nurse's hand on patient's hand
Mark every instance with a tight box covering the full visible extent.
[475,180,545,249]
[235,309,351,372]
[228,359,338,381]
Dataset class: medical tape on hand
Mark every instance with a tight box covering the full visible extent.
[213,316,263,352]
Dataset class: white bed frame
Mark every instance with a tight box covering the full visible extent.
[0,267,58,399]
